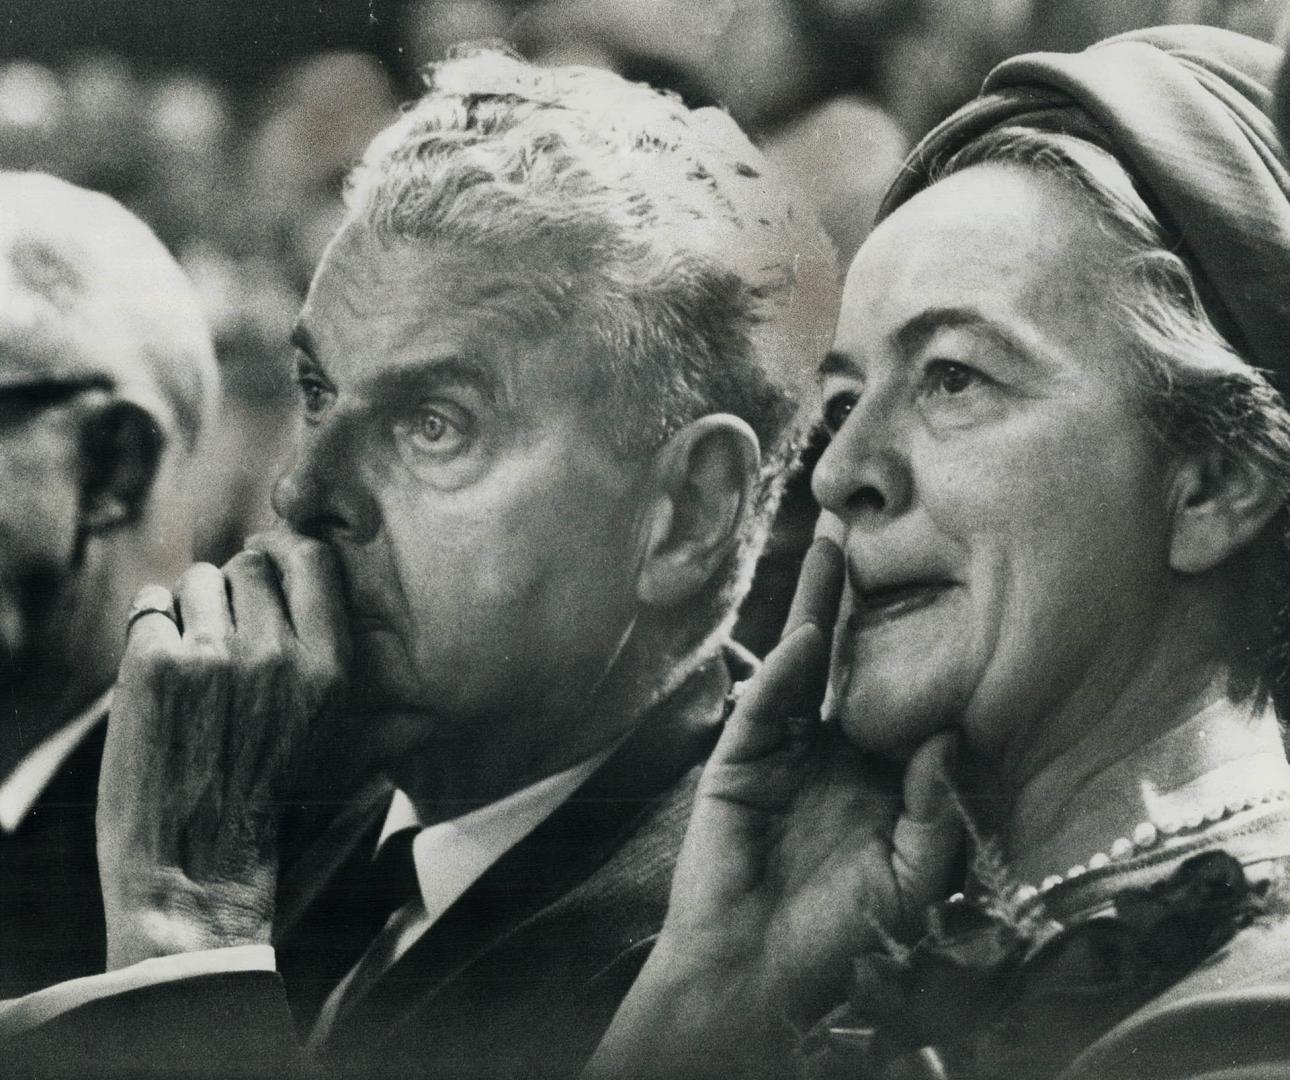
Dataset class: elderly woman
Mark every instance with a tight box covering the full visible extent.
[590,25,1290,1080]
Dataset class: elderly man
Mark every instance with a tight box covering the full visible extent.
[0,172,217,996]
[3,49,837,1078]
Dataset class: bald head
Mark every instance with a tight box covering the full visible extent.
[0,174,218,732]
[0,172,216,448]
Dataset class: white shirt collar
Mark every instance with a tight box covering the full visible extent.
[0,688,112,834]
[377,746,615,922]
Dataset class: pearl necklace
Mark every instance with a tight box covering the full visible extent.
[949,785,1290,906]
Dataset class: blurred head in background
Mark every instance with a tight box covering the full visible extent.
[0,172,217,756]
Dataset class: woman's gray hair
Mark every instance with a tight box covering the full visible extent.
[935,126,1290,714]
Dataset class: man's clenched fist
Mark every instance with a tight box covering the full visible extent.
[98,534,351,970]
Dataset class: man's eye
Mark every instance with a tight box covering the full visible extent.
[822,390,858,434]
[416,410,450,443]
[925,360,981,395]
[400,403,470,456]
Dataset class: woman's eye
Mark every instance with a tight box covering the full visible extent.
[822,390,858,434]
[296,376,332,421]
[925,360,982,396]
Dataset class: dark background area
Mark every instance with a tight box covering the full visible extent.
[0,1,414,89]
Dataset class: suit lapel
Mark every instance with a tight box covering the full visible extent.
[0,712,108,995]
[273,778,395,1028]
[275,776,395,942]
[330,648,738,1048]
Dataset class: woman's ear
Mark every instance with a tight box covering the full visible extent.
[77,400,166,534]
[1168,447,1281,574]
[635,414,760,610]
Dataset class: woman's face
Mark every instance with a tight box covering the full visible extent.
[814,163,1181,761]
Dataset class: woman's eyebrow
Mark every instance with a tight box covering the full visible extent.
[818,306,1034,383]
[894,306,1029,359]
[818,349,861,380]
[289,322,315,359]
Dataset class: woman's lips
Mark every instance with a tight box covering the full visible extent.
[854,581,953,628]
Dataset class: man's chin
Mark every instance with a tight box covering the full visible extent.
[360,709,438,768]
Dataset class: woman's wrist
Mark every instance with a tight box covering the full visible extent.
[587,936,792,1080]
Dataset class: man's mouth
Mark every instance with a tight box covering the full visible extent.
[854,581,954,628]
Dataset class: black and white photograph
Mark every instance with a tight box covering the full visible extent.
[2,1,1290,1076]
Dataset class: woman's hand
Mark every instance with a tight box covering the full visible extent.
[588,537,961,1079]
[97,533,351,970]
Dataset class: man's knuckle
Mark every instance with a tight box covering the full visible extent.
[304,654,346,695]
[289,538,335,575]
[177,647,230,684]
[184,631,229,657]
[226,549,271,577]
[176,562,221,591]
[246,646,290,683]
[130,643,180,681]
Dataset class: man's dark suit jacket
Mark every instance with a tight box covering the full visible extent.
[9,649,746,1080]
[0,717,107,999]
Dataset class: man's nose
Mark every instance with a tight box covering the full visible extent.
[271,422,379,544]
[811,401,913,523]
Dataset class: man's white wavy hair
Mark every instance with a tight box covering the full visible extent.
[344,45,838,649]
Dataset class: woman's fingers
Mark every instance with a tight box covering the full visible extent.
[716,621,832,765]
[891,730,962,917]
[713,536,843,766]
[781,536,845,640]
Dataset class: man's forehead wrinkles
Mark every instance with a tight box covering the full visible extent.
[364,351,506,406]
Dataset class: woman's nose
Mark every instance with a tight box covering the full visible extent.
[811,407,912,522]
[271,423,379,544]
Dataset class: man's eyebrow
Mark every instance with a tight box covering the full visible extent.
[379,356,501,405]
[288,322,500,403]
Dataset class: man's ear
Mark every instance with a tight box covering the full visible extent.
[1168,447,1282,574]
[77,400,166,533]
[635,414,760,609]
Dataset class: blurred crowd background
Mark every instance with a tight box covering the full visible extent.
[2,0,1288,648]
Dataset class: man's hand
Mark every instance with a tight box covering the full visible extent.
[98,533,350,971]
[588,537,961,1079]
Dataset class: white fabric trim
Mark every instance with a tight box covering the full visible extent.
[0,945,276,1034]
[0,688,112,834]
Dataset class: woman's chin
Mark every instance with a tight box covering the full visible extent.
[831,676,964,759]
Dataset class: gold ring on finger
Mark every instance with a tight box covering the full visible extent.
[126,588,177,634]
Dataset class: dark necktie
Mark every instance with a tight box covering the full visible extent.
[278,825,421,1031]
[365,827,421,921]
